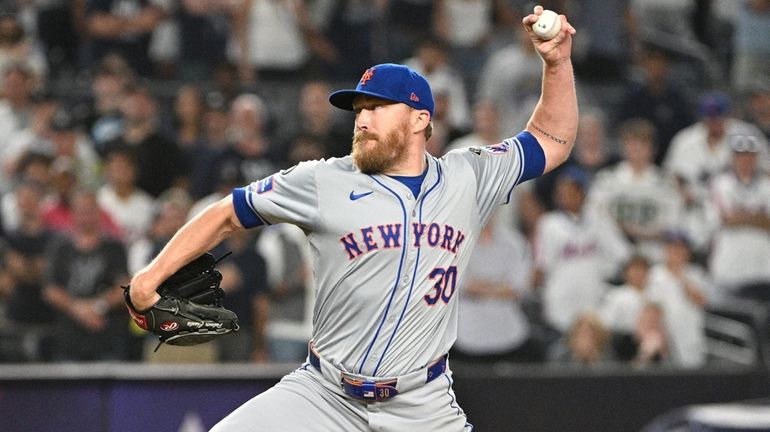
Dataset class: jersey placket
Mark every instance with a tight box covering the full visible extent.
[362,161,442,376]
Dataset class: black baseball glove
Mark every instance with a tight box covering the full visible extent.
[124,253,239,350]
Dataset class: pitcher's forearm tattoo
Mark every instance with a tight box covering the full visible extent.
[531,123,568,145]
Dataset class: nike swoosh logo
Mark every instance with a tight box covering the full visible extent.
[349,190,373,201]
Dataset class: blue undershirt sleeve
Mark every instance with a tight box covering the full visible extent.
[516,131,546,184]
[232,187,265,229]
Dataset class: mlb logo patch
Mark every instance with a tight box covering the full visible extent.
[255,176,274,194]
[483,142,510,154]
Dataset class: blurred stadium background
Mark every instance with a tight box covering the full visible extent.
[0,0,769,431]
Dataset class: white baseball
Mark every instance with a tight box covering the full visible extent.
[533,9,561,40]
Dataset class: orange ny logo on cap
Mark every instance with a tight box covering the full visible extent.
[360,67,375,85]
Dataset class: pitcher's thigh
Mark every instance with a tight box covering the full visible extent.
[210,368,368,432]
[375,372,473,432]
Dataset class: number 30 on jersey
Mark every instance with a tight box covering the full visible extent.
[424,266,458,305]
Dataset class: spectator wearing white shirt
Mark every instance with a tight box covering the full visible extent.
[664,91,770,200]
[476,26,542,134]
[0,63,36,190]
[709,134,770,300]
[453,211,542,364]
[97,147,156,246]
[587,118,682,262]
[647,230,710,368]
[535,167,632,333]
[404,38,471,134]
[599,255,652,335]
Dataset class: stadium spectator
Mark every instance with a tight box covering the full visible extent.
[433,0,514,92]
[404,38,471,133]
[187,92,231,199]
[423,82,461,156]
[586,118,682,262]
[28,0,81,77]
[630,0,697,41]
[383,0,436,65]
[187,163,243,222]
[165,84,214,192]
[228,0,333,83]
[213,229,270,362]
[1,93,57,194]
[671,173,719,264]
[534,167,631,333]
[277,79,351,161]
[532,107,620,211]
[567,0,636,83]
[285,135,326,167]
[630,302,670,368]
[85,59,132,153]
[0,63,36,160]
[41,156,123,239]
[97,147,156,246]
[1,151,53,233]
[42,189,130,361]
[257,224,313,363]
[664,91,769,199]
[167,84,205,150]
[102,84,185,197]
[743,79,770,140]
[45,108,101,188]
[476,25,541,134]
[615,46,693,164]
[214,93,277,185]
[315,0,379,81]
[453,211,542,364]
[85,0,166,76]
[445,101,501,153]
[128,187,191,275]
[647,230,710,368]
[731,0,770,94]
[176,0,235,81]
[599,255,652,336]
[709,134,770,301]
[1,180,55,361]
[0,14,46,87]
[549,311,614,366]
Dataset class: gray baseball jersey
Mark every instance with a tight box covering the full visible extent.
[233,131,543,377]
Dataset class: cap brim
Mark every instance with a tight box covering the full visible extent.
[329,89,401,111]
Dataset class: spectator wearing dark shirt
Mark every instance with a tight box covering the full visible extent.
[103,84,185,197]
[42,189,130,361]
[86,0,166,76]
[214,93,276,184]
[213,229,270,363]
[616,47,693,164]
[2,180,55,361]
[177,0,235,81]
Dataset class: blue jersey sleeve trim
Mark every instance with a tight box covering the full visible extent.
[516,130,546,183]
[232,187,265,229]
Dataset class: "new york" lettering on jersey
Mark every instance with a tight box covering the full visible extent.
[339,222,466,260]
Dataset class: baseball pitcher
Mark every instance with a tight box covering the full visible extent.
[127,6,578,431]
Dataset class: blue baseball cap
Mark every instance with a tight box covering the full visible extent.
[698,91,730,118]
[329,63,434,117]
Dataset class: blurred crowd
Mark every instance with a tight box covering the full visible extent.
[0,0,768,369]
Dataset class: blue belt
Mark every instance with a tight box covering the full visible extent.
[308,344,447,402]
